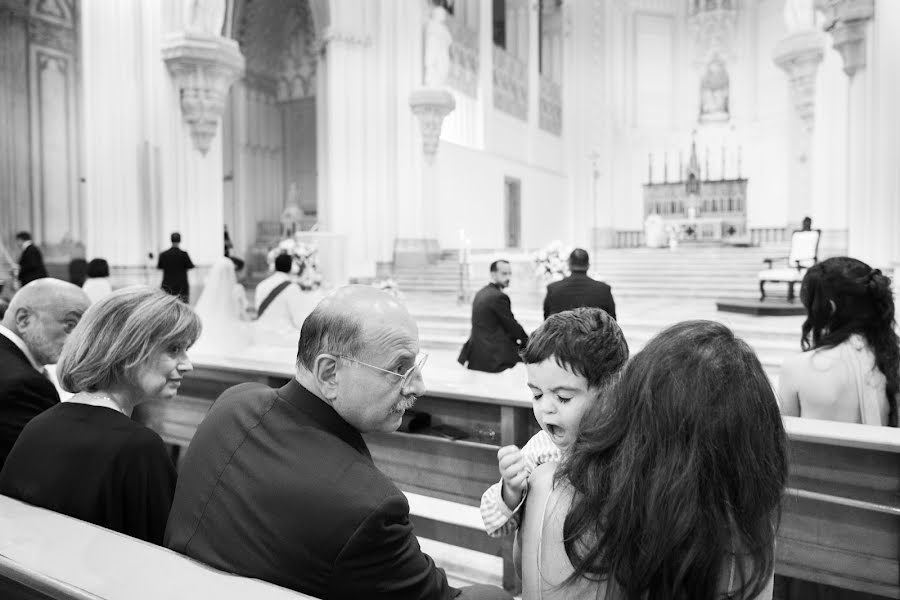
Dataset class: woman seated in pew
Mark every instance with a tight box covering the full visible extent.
[779,257,898,426]
[0,286,200,544]
[518,320,788,600]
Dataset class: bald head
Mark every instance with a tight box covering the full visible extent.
[296,285,415,370]
[3,278,90,364]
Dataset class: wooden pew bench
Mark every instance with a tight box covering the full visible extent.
[0,495,315,600]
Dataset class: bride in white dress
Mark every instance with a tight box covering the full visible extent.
[191,256,252,356]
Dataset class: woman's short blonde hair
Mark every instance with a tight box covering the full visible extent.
[58,286,202,393]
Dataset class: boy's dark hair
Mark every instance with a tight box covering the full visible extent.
[15,231,31,242]
[274,253,293,273]
[86,258,110,278]
[489,259,509,273]
[522,307,628,390]
[170,232,181,244]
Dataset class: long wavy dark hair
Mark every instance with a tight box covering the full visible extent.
[557,320,787,600]
[800,257,899,427]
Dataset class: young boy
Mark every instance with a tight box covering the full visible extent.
[480,307,628,537]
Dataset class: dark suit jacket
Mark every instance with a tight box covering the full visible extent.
[0,335,59,470]
[18,244,48,286]
[458,283,528,373]
[164,379,454,600]
[543,272,616,320]
[157,247,194,302]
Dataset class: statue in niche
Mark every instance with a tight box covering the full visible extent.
[699,58,730,123]
[184,0,226,36]
[784,0,816,33]
[423,4,452,88]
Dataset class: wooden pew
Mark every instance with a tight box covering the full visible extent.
[134,356,900,598]
[0,495,315,600]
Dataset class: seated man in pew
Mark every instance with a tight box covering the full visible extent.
[165,285,511,600]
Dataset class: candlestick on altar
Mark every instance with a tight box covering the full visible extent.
[648,153,653,183]
[704,147,709,180]
[721,147,726,181]
[663,152,668,183]
[679,151,684,183]
[737,146,742,178]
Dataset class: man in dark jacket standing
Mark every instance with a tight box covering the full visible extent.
[458,260,528,373]
[14,232,48,287]
[157,232,195,303]
[543,248,616,320]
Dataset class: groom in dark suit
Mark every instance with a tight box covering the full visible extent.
[14,231,48,287]
[543,248,616,320]
[165,285,510,600]
[0,279,89,469]
[458,260,528,373]
[157,232,195,303]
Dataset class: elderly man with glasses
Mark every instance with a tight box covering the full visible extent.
[165,285,511,600]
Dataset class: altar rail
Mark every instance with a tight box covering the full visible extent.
[0,495,314,600]
[133,359,900,599]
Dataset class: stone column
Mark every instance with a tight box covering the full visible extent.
[819,0,876,264]
[773,28,826,228]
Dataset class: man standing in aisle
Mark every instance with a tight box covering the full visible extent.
[158,232,195,303]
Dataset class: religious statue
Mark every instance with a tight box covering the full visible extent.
[699,58,730,123]
[423,4,452,88]
[281,183,305,238]
[784,0,816,33]
[184,0,226,36]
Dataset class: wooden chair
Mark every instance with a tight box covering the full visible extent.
[758,229,821,301]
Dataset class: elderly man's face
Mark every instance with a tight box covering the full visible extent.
[333,316,427,433]
[19,302,85,365]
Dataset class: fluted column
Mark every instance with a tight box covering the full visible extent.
[774,24,826,228]
[819,0,877,264]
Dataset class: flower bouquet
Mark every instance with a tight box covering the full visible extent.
[267,234,324,291]
[532,240,571,282]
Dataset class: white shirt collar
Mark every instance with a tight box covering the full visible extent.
[21,241,32,250]
[0,324,44,372]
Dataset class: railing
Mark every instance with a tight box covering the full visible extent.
[614,230,645,248]
[750,227,792,245]
[446,17,479,98]
[538,74,561,135]
[492,46,527,121]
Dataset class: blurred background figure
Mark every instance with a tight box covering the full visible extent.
[83,258,113,305]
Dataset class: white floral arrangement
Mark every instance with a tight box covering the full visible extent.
[532,240,571,281]
[266,234,324,291]
[372,278,404,300]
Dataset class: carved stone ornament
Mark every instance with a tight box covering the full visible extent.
[774,30,826,131]
[687,0,738,66]
[409,89,456,165]
[162,32,245,155]
[818,0,874,77]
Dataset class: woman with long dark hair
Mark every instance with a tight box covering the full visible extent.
[518,320,787,600]
[779,256,898,426]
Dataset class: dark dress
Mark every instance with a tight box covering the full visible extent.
[157,247,195,303]
[17,244,48,286]
[0,402,177,545]
[458,283,528,373]
[0,335,59,470]
[543,272,617,320]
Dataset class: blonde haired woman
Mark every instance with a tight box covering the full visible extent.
[0,286,200,544]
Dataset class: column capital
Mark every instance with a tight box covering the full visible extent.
[819,0,874,77]
[774,30,827,132]
[409,89,456,165]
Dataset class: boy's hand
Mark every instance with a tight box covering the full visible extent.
[498,445,527,510]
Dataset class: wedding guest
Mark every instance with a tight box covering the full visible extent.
[68,258,88,287]
[14,231,48,287]
[779,256,898,426]
[157,232,194,303]
[0,286,199,544]
[166,285,511,600]
[82,258,113,305]
[458,260,528,373]
[254,253,309,334]
[0,279,89,469]
[542,249,616,320]
[519,320,786,600]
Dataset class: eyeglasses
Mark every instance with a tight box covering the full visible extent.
[338,352,429,388]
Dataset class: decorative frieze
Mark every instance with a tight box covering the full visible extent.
[687,0,738,66]
[162,32,245,155]
[446,15,479,98]
[492,46,527,121]
[539,74,562,136]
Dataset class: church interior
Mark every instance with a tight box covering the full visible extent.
[1,0,900,598]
